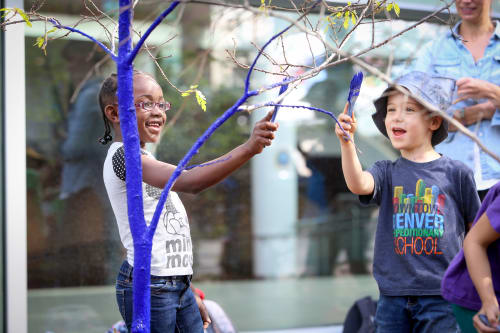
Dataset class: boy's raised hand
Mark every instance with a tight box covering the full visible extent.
[245,111,279,155]
[335,102,357,143]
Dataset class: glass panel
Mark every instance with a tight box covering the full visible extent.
[25,2,447,332]
[26,37,122,333]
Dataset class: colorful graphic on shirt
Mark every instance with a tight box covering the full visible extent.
[392,179,445,256]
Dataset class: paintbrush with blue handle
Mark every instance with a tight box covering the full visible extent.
[271,78,289,123]
[342,71,363,142]
[347,71,363,117]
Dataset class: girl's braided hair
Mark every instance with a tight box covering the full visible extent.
[98,73,117,144]
[98,70,154,145]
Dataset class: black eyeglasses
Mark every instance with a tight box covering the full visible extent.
[135,101,171,113]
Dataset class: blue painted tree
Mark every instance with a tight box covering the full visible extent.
[6,1,500,332]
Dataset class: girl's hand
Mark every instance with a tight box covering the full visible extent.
[245,111,279,155]
[335,102,357,144]
[473,304,500,332]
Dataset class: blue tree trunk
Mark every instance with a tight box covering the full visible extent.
[117,1,152,332]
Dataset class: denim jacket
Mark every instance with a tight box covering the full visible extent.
[412,21,500,189]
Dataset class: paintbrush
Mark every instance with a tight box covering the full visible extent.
[347,71,363,117]
[271,79,289,123]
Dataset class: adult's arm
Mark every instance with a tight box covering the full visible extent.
[455,78,500,109]
[448,79,500,131]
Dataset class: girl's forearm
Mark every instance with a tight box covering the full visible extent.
[178,143,253,194]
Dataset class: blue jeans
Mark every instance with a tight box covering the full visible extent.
[115,260,203,333]
[375,295,459,333]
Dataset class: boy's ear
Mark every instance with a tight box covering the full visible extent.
[104,104,119,124]
[429,115,443,131]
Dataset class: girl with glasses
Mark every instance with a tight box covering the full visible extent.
[98,70,278,332]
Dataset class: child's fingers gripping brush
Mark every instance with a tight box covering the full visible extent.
[342,71,363,142]
[336,102,363,154]
[339,102,355,142]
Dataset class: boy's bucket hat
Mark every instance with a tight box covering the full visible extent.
[372,71,456,146]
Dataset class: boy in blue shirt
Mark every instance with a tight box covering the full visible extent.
[335,71,481,332]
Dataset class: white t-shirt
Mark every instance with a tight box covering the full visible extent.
[103,142,193,276]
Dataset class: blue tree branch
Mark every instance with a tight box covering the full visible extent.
[265,103,353,141]
[49,19,117,61]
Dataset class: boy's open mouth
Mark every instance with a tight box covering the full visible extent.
[392,127,406,137]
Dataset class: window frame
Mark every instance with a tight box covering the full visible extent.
[3,0,27,332]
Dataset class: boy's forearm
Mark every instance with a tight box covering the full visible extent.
[340,143,373,195]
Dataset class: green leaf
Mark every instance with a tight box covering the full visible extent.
[15,8,31,27]
[195,90,207,112]
[387,3,393,11]
[394,3,400,16]
[34,36,47,55]
[0,8,11,19]
[34,36,44,48]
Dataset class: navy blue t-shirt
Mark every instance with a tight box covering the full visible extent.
[360,156,480,296]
